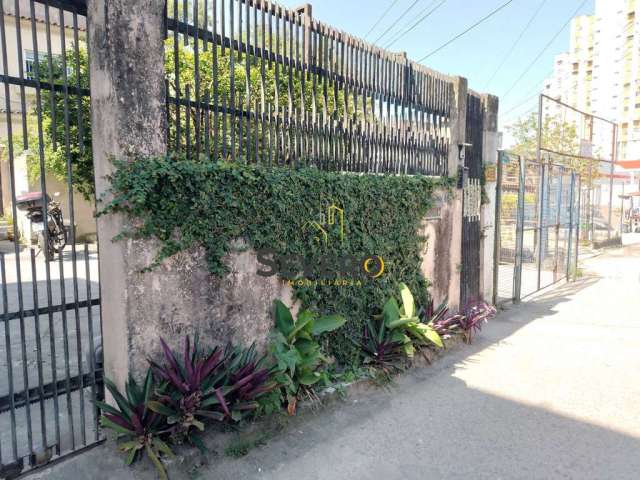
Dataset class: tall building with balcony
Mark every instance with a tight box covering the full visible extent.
[543,0,640,161]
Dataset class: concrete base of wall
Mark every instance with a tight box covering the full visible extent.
[123,241,295,377]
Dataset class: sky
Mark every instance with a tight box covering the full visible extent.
[279,0,595,132]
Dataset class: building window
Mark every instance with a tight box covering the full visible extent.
[25,50,67,81]
[25,50,37,80]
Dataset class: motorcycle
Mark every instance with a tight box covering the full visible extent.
[16,191,67,261]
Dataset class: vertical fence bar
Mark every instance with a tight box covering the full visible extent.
[59,7,87,446]
[29,0,62,455]
[575,175,582,276]
[84,243,99,440]
[492,152,504,305]
[552,167,563,282]
[0,0,34,460]
[1,254,18,461]
[536,162,547,292]
[608,125,618,240]
[566,172,576,279]
[29,249,48,458]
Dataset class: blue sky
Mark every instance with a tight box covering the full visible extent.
[280,0,595,129]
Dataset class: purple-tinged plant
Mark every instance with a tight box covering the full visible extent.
[147,336,229,449]
[149,336,224,396]
[95,370,173,479]
[223,343,277,421]
[419,296,464,337]
[360,317,407,373]
[458,300,497,344]
[147,336,278,448]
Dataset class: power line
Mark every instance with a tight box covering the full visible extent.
[502,91,540,118]
[500,69,554,120]
[363,0,402,39]
[384,0,449,49]
[502,0,589,99]
[483,0,549,90]
[373,0,424,44]
[418,0,516,62]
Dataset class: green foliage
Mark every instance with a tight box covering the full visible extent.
[507,112,578,160]
[102,154,451,364]
[386,283,444,351]
[268,300,345,409]
[23,47,94,199]
[506,111,600,185]
[360,283,443,374]
[96,371,174,480]
[25,39,347,200]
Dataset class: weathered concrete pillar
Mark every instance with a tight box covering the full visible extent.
[445,76,468,311]
[480,94,500,303]
[448,76,468,178]
[88,0,167,389]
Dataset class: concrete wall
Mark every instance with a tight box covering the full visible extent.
[124,242,296,373]
[122,196,461,372]
[87,0,496,388]
[480,95,500,303]
[420,188,463,310]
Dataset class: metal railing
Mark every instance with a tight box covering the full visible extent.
[493,151,580,304]
[164,0,453,175]
[0,0,102,475]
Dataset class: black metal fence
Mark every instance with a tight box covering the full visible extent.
[164,0,453,175]
[0,0,102,476]
[460,92,483,305]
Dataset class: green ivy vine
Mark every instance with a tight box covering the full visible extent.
[101,154,453,364]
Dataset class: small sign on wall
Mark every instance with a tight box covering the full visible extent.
[424,192,446,221]
[484,165,497,183]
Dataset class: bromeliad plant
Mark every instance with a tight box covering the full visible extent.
[223,343,278,420]
[458,300,497,344]
[96,371,173,480]
[360,313,408,374]
[147,336,276,449]
[420,296,465,338]
[147,336,226,448]
[361,284,444,374]
[268,300,346,414]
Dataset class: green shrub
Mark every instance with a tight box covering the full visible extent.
[269,300,345,413]
[102,154,452,364]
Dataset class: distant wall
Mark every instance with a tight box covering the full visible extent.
[0,151,97,242]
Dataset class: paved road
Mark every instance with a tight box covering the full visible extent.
[32,245,640,480]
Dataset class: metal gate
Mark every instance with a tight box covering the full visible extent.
[493,152,580,304]
[0,0,102,476]
[460,93,483,306]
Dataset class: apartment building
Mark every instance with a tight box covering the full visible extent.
[543,0,640,161]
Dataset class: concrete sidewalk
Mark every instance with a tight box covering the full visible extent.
[31,245,640,480]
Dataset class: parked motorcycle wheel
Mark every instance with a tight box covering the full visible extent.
[38,233,56,262]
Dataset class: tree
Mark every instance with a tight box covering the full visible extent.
[507,111,579,159]
[27,31,354,200]
[507,111,599,183]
